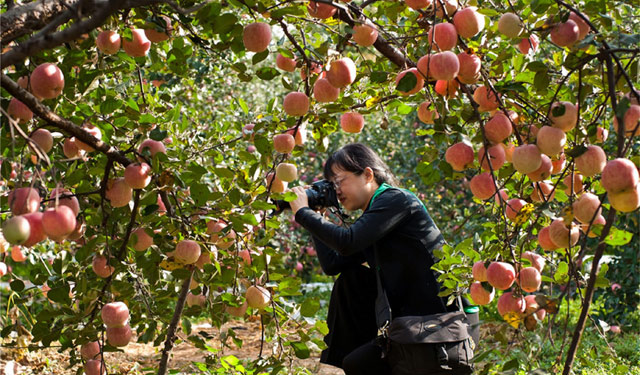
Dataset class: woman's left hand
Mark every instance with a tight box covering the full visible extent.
[289,186,309,215]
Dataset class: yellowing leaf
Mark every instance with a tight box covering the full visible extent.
[366,96,382,108]
[503,311,523,329]
[514,203,535,225]
[160,259,183,271]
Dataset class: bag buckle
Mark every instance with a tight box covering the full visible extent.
[378,320,390,338]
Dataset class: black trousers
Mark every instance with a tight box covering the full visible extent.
[342,340,391,375]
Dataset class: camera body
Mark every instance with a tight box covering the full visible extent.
[273,179,339,213]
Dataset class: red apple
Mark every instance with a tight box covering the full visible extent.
[549,101,578,132]
[101,302,129,327]
[75,123,102,152]
[472,261,488,282]
[497,291,526,317]
[613,104,640,137]
[106,178,133,208]
[522,251,545,272]
[124,162,152,189]
[470,282,494,305]
[477,144,506,171]
[470,172,497,200]
[456,52,481,84]
[518,34,539,54]
[340,112,365,133]
[42,205,76,241]
[550,20,579,47]
[186,292,207,307]
[225,301,249,317]
[106,324,132,347]
[29,129,53,154]
[313,77,340,103]
[428,51,459,81]
[8,187,41,215]
[524,295,546,320]
[538,226,558,251]
[536,126,566,156]
[484,112,513,144]
[138,138,166,160]
[434,79,459,98]
[246,285,271,309]
[7,98,33,123]
[353,22,379,47]
[417,101,439,124]
[527,154,553,182]
[92,254,114,278]
[405,0,432,10]
[445,142,474,171]
[505,198,526,221]
[572,192,602,224]
[30,63,65,99]
[453,7,485,38]
[486,261,516,290]
[427,23,458,51]
[63,138,81,158]
[96,30,121,54]
[531,181,555,202]
[144,15,172,43]
[20,212,47,247]
[273,133,296,153]
[174,240,201,264]
[517,267,541,293]
[80,341,101,360]
[122,29,151,57]
[600,158,639,194]
[563,173,584,196]
[327,58,356,88]
[84,360,106,375]
[49,188,80,216]
[307,1,337,19]
[574,145,606,177]
[568,12,590,40]
[130,228,153,251]
[283,92,310,116]
[276,53,297,72]
[548,219,580,248]
[473,86,499,112]
[266,172,287,193]
[608,184,640,212]
[512,144,543,174]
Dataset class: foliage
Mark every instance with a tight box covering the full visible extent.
[0,0,639,374]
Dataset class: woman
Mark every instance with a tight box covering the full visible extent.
[290,143,448,375]
[312,231,378,369]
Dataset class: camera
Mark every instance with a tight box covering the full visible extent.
[273,179,340,214]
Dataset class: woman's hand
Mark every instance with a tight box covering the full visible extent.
[289,186,309,215]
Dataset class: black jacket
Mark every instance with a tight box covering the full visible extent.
[295,186,447,318]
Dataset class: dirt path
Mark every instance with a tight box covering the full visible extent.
[0,320,344,375]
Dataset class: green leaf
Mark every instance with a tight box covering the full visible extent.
[100,98,122,114]
[252,49,270,65]
[256,67,279,81]
[10,279,25,292]
[605,227,633,246]
[555,262,569,283]
[290,341,310,359]
[237,97,249,115]
[150,127,168,141]
[395,72,417,93]
[370,71,388,83]
[534,71,550,92]
[271,6,305,19]
[300,297,320,317]
[530,0,553,14]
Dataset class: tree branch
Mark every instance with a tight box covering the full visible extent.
[1,73,131,166]
[158,271,194,375]
[0,0,72,44]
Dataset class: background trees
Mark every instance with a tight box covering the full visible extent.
[1,0,639,374]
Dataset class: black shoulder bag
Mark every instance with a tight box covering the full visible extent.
[373,244,475,375]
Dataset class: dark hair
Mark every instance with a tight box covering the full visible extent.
[323,143,399,187]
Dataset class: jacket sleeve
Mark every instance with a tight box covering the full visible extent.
[294,190,413,256]
[312,235,366,276]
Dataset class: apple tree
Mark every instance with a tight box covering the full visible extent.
[0,0,639,374]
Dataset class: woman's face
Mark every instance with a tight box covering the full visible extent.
[330,165,378,211]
